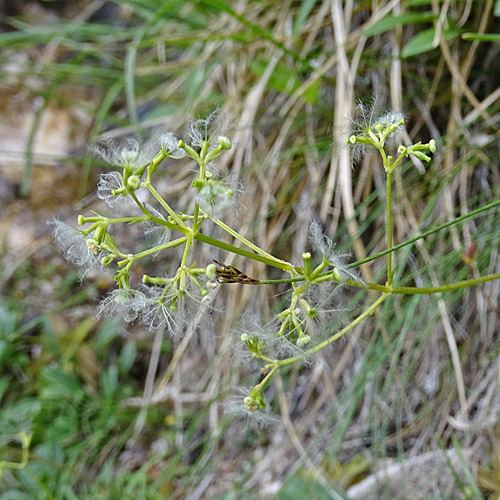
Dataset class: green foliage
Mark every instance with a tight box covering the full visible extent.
[1,0,499,497]
[401,27,461,58]
[277,472,351,500]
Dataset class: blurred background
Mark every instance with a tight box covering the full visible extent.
[1,0,499,498]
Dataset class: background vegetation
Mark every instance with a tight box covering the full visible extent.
[0,0,499,498]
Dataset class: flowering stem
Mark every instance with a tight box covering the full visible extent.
[130,237,187,260]
[253,365,279,392]
[0,432,32,472]
[357,273,500,294]
[194,232,293,271]
[130,191,148,215]
[210,218,293,270]
[348,197,500,270]
[273,293,389,368]
[143,180,189,230]
[193,203,201,232]
[386,171,394,286]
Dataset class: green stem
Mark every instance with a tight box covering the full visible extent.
[193,203,201,232]
[355,273,500,294]
[275,293,389,368]
[143,181,189,230]
[386,170,393,285]
[194,232,293,271]
[179,236,193,291]
[130,191,148,215]
[0,432,31,471]
[349,198,500,269]
[258,277,305,284]
[254,365,279,392]
[130,237,187,260]
[211,218,292,270]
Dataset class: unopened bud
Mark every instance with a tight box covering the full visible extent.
[217,136,232,150]
[206,263,217,281]
[126,175,141,190]
[297,335,311,347]
[86,238,100,254]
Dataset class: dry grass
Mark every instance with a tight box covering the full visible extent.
[0,0,499,498]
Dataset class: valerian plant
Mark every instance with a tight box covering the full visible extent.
[51,107,500,417]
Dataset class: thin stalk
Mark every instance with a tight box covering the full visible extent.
[349,198,500,269]
[130,237,187,260]
[254,365,279,392]
[274,293,389,368]
[130,191,148,215]
[143,181,189,230]
[193,203,201,232]
[179,235,193,291]
[194,232,293,271]
[386,171,393,285]
[358,273,500,294]
[211,217,292,269]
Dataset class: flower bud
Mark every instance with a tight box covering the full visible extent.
[126,175,141,190]
[243,396,255,409]
[297,335,311,347]
[206,263,217,281]
[412,151,431,162]
[86,238,100,254]
[217,135,232,150]
[330,267,342,282]
[428,139,436,152]
[240,333,249,342]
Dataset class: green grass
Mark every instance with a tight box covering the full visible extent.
[1,0,499,498]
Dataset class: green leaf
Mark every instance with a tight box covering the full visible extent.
[363,11,437,38]
[118,340,137,373]
[462,32,500,41]
[0,399,41,427]
[292,0,318,39]
[250,60,318,104]
[0,491,32,500]
[101,365,119,398]
[40,366,84,400]
[495,0,500,16]
[277,473,350,500]
[95,319,120,353]
[401,28,460,58]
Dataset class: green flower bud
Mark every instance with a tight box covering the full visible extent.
[206,263,217,281]
[412,151,431,162]
[243,396,257,411]
[428,139,436,152]
[86,238,100,254]
[126,175,141,190]
[240,333,249,342]
[297,335,311,347]
[331,267,342,282]
[217,135,232,150]
[101,255,114,266]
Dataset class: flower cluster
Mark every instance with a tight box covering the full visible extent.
[50,104,441,417]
